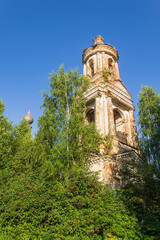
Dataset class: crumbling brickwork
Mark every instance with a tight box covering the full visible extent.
[83,36,139,187]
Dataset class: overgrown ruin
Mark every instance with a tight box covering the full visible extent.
[83,36,140,187]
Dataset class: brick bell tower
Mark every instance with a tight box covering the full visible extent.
[83,36,139,187]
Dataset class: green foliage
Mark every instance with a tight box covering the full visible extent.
[0,232,12,240]
[102,67,110,81]
[138,86,160,209]
[119,86,160,239]
[10,119,33,173]
[0,99,5,115]
[103,134,113,154]
[82,48,88,53]
[1,73,160,239]
[137,86,160,238]
[0,168,141,239]
[0,99,13,170]
[138,86,160,173]
[36,65,101,180]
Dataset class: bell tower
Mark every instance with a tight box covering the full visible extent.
[83,36,139,187]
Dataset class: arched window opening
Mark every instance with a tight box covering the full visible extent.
[114,110,124,133]
[108,58,115,75]
[89,59,94,77]
[114,109,127,143]
[86,108,95,123]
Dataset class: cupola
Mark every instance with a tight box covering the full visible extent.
[82,35,120,80]
[23,109,33,124]
[94,35,104,45]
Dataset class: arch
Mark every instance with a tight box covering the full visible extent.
[113,108,125,133]
[86,108,95,123]
[113,108,125,119]
[89,59,94,77]
[108,58,115,75]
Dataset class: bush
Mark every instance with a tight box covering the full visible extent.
[0,168,141,239]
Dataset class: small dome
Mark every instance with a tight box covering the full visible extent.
[94,35,104,45]
[23,109,33,124]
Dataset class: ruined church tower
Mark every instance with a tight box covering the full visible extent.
[83,36,139,187]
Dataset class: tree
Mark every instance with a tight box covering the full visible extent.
[138,86,160,178]
[35,65,101,180]
[10,119,33,173]
[138,86,160,237]
[0,168,141,239]
[0,67,145,239]
[0,99,13,170]
[119,86,160,239]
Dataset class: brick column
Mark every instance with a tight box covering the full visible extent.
[95,93,103,134]
[102,52,105,69]
[126,112,133,145]
[95,96,101,131]
[115,62,120,79]
[86,61,89,76]
[106,95,116,136]
[97,52,101,71]
[103,94,108,135]
[129,110,139,148]
[83,63,86,76]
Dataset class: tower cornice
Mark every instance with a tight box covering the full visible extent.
[82,44,119,64]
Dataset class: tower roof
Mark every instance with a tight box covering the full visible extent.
[82,36,119,63]
[94,35,104,45]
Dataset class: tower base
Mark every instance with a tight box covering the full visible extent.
[88,150,140,188]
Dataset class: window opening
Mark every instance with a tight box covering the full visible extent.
[89,59,94,77]
[108,58,113,72]
[86,109,95,123]
[114,110,123,132]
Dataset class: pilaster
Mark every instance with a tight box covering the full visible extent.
[129,110,139,148]
[126,112,133,146]
[95,94,102,133]
[97,52,101,71]
[83,63,86,76]
[115,62,120,79]
[106,94,116,136]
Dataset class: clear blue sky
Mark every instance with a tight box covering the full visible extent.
[0,0,160,135]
